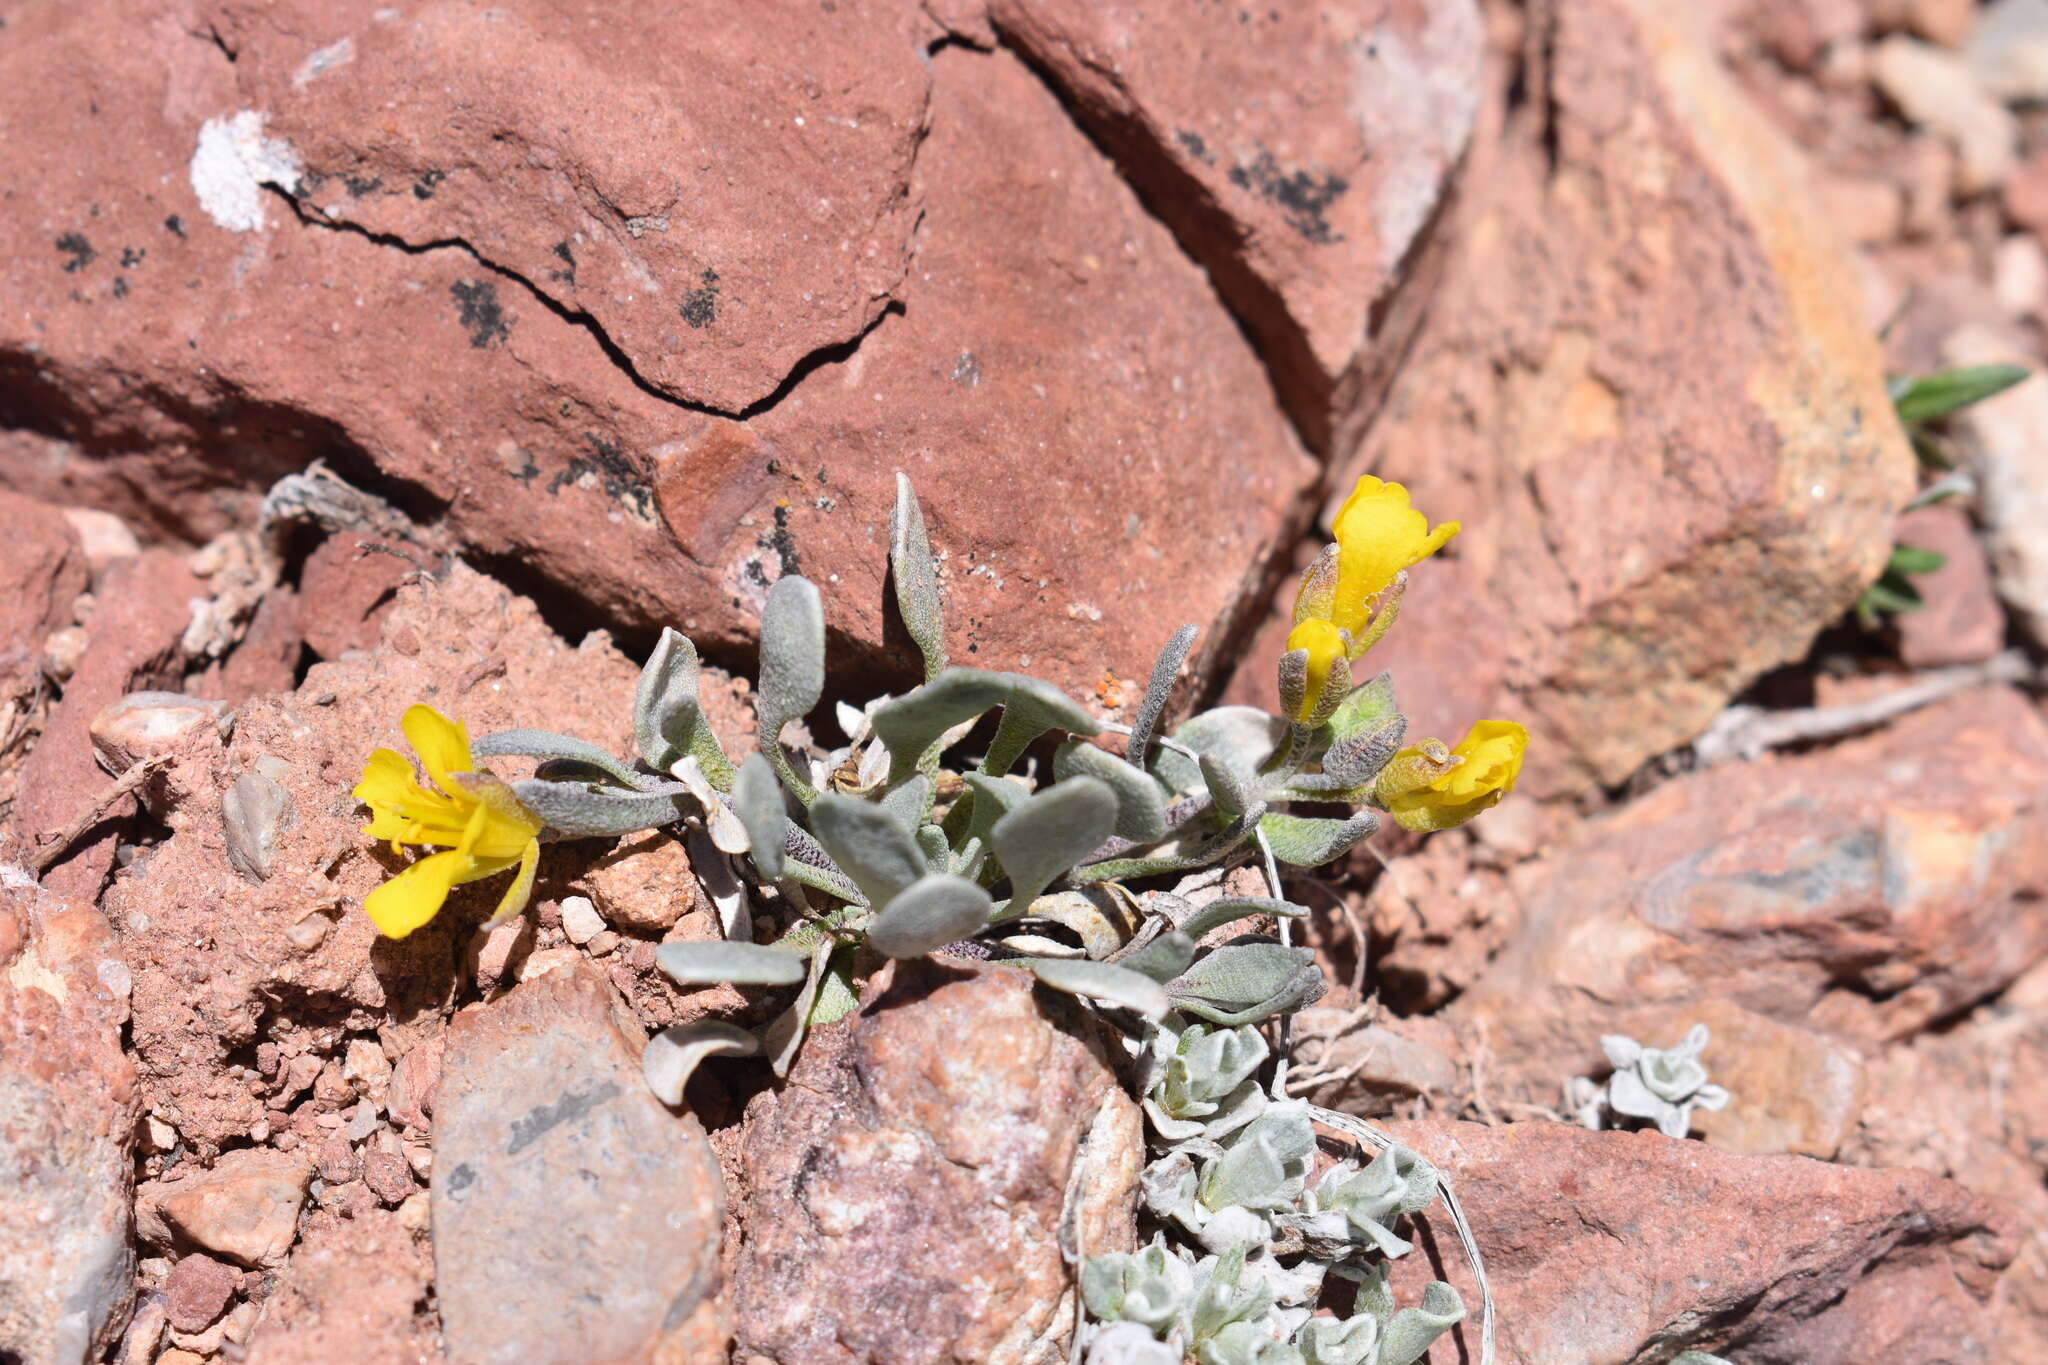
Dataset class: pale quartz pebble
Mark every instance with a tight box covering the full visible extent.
[560,894,606,945]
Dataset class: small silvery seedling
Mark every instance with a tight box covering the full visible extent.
[1567,1024,1730,1139]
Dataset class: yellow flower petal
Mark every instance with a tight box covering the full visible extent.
[354,748,423,807]
[482,838,540,929]
[1284,618,1347,725]
[1375,720,1528,832]
[401,704,475,797]
[364,848,468,938]
[1327,477,1458,637]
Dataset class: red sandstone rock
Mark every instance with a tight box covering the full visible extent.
[10,551,202,899]
[162,1254,238,1335]
[212,583,303,704]
[1383,1118,2013,1363]
[735,960,1142,1365]
[296,534,416,661]
[1449,691,2048,1098]
[0,877,140,1365]
[0,489,86,701]
[1346,0,1914,795]
[1893,504,2007,667]
[975,0,1485,454]
[239,1209,441,1365]
[0,0,1341,706]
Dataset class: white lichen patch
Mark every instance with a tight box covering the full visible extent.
[190,111,302,234]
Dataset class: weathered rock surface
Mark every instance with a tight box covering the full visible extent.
[645,39,1318,695]
[735,960,1142,1365]
[0,489,86,700]
[213,0,928,416]
[1944,323,2048,648]
[138,1146,314,1268]
[1893,504,2007,667]
[1351,0,1914,794]
[0,875,140,1365]
[1450,691,2048,1092]
[1384,1118,2013,1363]
[296,533,414,661]
[432,960,725,1365]
[9,551,202,899]
[103,564,660,1151]
[241,1209,441,1365]
[0,0,1343,704]
[972,0,1485,454]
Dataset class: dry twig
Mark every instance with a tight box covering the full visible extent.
[30,754,169,874]
[1692,651,2032,766]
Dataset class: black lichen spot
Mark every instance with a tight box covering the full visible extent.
[506,1081,620,1155]
[444,1162,477,1199]
[110,277,129,300]
[761,503,802,577]
[119,247,145,269]
[501,445,539,483]
[412,169,447,200]
[1227,151,1348,244]
[550,240,577,287]
[55,233,95,273]
[343,173,384,196]
[680,267,720,329]
[544,432,656,520]
[164,215,186,238]
[1175,129,1216,166]
[450,279,511,349]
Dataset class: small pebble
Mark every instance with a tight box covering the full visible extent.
[585,929,621,956]
[344,1098,380,1141]
[560,895,606,945]
[397,1190,431,1232]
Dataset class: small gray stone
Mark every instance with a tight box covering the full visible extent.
[432,961,725,1365]
[222,770,295,884]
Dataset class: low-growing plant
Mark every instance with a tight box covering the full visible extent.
[1565,1025,1730,1139]
[349,469,1527,1359]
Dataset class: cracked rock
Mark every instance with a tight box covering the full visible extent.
[1334,0,1915,795]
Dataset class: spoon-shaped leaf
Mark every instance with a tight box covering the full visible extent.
[809,791,926,909]
[890,473,947,682]
[1055,741,1167,843]
[655,940,811,986]
[991,775,1118,913]
[758,575,825,802]
[1019,957,1169,1020]
[866,874,995,959]
[643,1021,759,1105]
[732,754,787,880]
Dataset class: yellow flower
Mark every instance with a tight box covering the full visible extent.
[1282,618,1348,724]
[352,704,542,939]
[1326,476,1458,639]
[1374,719,1528,832]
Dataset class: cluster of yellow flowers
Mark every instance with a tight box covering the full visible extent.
[350,475,1525,937]
[1284,476,1527,832]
